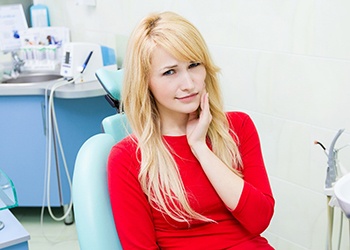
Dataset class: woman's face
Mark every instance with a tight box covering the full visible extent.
[149,46,206,119]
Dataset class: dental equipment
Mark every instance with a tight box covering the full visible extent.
[79,51,93,73]
[41,47,115,227]
[325,129,345,190]
[315,128,349,250]
[41,78,76,231]
[60,42,116,83]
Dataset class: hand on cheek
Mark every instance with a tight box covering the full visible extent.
[186,92,212,147]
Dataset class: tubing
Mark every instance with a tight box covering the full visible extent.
[327,196,334,250]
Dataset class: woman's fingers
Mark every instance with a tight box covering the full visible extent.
[200,92,211,124]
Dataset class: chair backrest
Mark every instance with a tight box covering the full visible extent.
[73,66,128,250]
[72,132,122,250]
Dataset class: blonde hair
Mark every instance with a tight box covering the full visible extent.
[122,11,242,223]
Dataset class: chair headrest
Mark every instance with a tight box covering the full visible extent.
[95,66,123,101]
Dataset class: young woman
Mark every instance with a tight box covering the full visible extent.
[108,11,275,249]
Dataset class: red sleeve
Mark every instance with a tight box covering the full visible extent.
[228,112,275,235]
[107,137,159,249]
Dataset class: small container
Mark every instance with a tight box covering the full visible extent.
[30,4,50,27]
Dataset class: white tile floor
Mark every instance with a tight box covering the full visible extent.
[11,207,80,250]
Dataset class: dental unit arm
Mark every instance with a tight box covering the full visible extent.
[325,129,345,190]
[315,129,349,249]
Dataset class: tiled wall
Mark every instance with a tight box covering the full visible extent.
[37,0,350,248]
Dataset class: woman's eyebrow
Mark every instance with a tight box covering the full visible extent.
[160,64,178,71]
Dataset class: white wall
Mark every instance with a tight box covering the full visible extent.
[36,0,350,249]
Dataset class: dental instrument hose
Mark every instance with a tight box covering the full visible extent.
[42,77,78,226]
[47,80,72,222]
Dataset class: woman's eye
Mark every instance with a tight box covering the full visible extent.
[163,69,175,76]
[189,62,201,69]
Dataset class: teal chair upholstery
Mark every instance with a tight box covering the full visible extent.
[73,67,128,250]
[95,66,123,111]
[102,113,130,142]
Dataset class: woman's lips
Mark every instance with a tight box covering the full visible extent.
[176,93,198,101]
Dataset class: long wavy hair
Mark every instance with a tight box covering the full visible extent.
[121,11,242,223]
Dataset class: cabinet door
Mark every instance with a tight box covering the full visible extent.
[0,96,61,206]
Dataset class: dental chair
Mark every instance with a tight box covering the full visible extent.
[72,67,129,250]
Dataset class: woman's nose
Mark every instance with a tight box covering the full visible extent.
[180,71,195,90]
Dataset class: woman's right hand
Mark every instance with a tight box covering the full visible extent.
[186,92,211,152]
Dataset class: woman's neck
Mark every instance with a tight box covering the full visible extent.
[160,112,189,136]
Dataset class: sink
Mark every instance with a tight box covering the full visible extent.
[1,73,63,84]
[334,173,350,219]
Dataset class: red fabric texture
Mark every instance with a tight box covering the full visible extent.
[108,112,275,249]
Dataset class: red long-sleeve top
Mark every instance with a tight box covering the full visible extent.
[108,112,275,249]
